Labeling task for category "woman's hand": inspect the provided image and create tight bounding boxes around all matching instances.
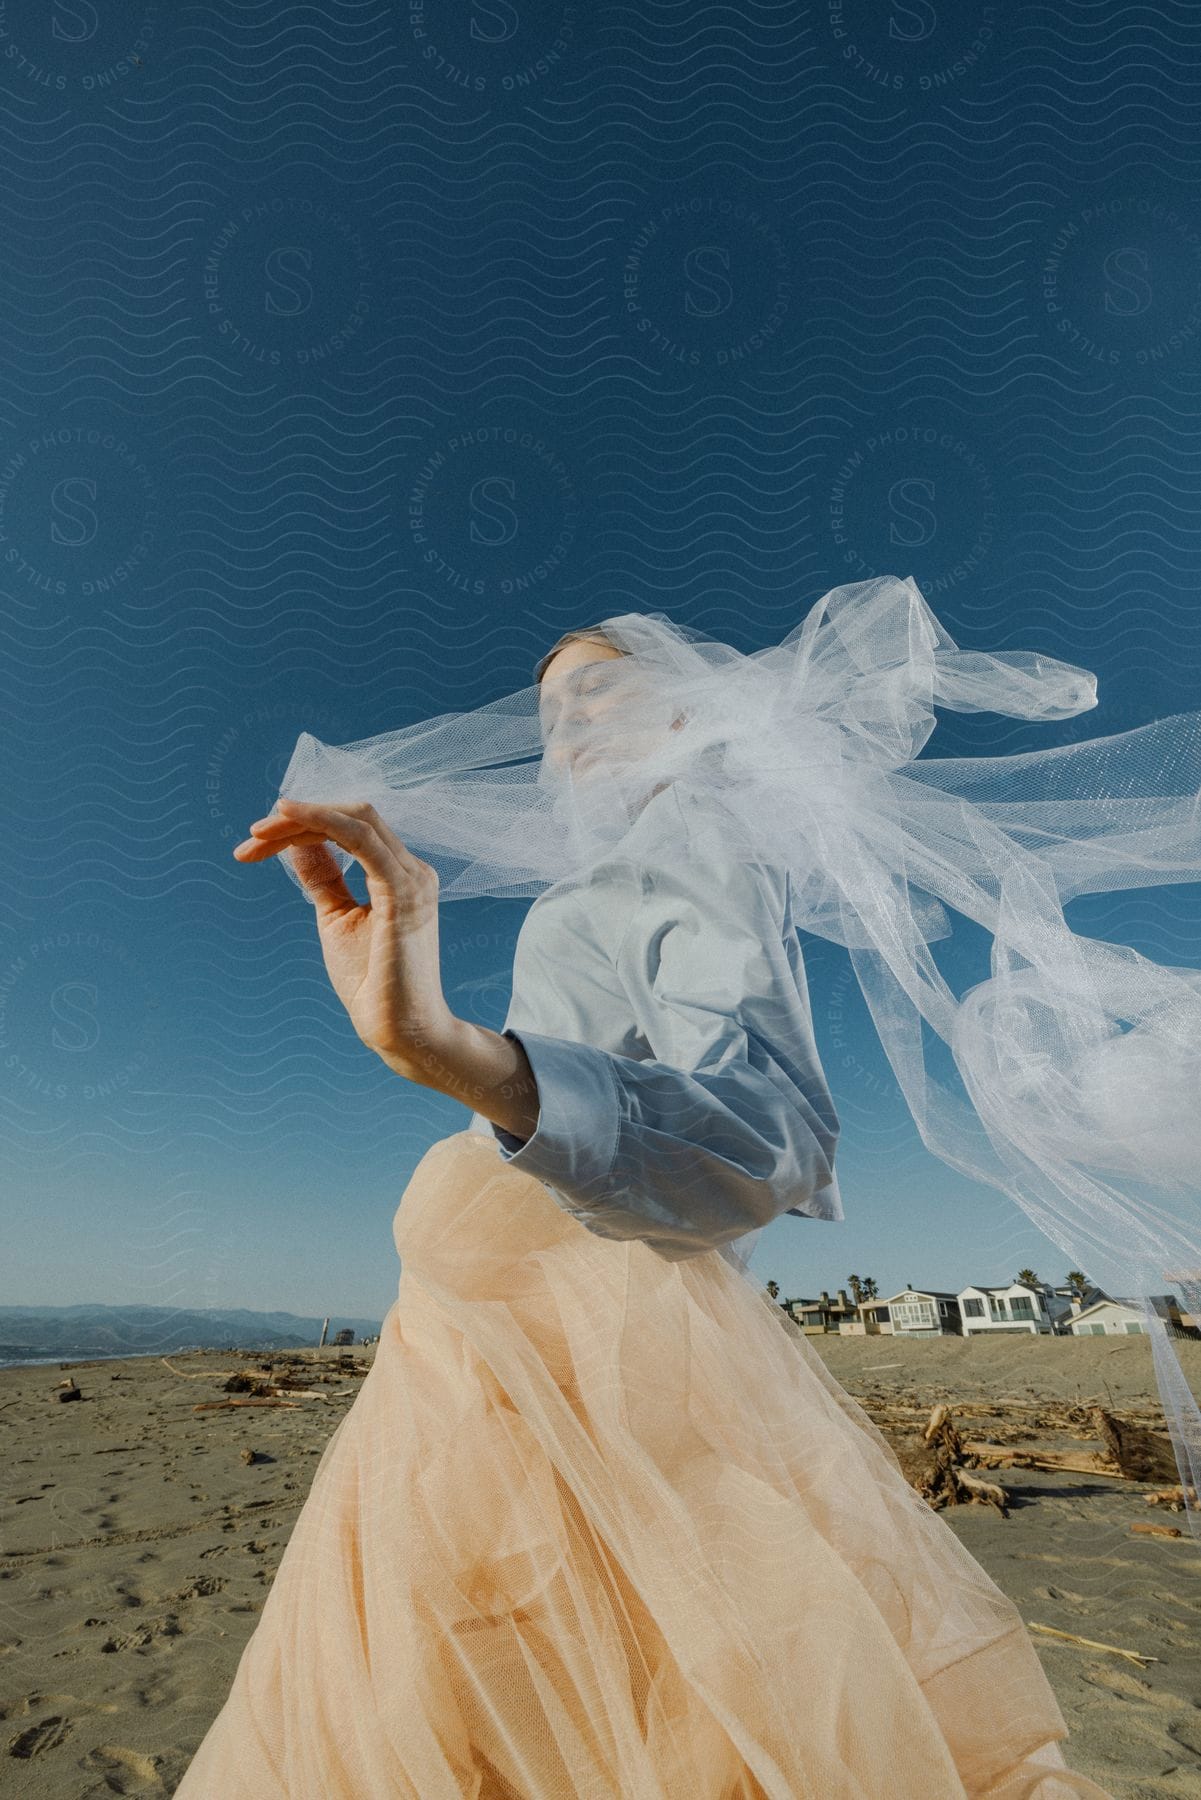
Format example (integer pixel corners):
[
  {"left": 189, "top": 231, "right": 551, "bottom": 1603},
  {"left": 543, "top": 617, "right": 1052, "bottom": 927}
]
[{"left": 232, "top": 798, "right": 455, "bottom": 1074}]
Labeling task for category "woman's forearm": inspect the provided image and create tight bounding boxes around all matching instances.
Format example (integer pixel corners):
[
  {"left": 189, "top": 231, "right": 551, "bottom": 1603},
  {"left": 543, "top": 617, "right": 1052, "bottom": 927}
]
[{"left": 377, "top": 1014, "right": 541, "bottom": 1142}]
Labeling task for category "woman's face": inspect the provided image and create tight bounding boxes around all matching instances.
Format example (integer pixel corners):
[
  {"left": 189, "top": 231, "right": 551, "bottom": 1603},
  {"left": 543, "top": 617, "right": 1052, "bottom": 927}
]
[{"left": 537, "top": 640, "right": 630, "bottom": 777}]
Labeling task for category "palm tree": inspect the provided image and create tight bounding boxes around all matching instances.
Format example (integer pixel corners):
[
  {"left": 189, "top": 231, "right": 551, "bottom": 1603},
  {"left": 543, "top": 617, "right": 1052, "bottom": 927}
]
[
  {"left": 1064, "top": 1270, "right": 1090, "bottom": 1299},
  {"left": 1016, "top": 1268, "right": 1040, "bottom": 1288},
  {"left": 765, "top": 1279, "right": 780, "bottom": 1302},
  {"left": 847, "top": 1275, "right": 880, "bottom": 1328}
]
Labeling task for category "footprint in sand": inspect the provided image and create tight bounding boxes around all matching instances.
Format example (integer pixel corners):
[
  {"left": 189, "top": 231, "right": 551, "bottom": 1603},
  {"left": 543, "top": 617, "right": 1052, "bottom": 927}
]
[
  {"left": 99, "top": 1615, "right": 183, "bottom": 1654},
  {"left": 82, "top": 1741, "right": 166, "bottom": 1793},
  {"left": 1082, "top": 1663, "right": 1182, "bottom": 1708},
  {"left": 169, "top": 1573, "right": 225, "bottom": 1600},
  {"left": 0, "top": 1688, "right": 83, "bottom": 1722},
  {"left": 1168, "top": 1711, "right": 1201, "bottom": 1757},
  {"left": 6, "top": 1711, "right": 74, "bottom": 1758}
]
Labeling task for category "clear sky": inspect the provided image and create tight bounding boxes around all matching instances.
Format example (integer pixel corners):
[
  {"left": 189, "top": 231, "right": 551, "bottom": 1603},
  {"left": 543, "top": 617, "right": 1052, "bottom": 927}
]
[{"left": 2, "top": 3, "right": 1199, "bottom": 1324}]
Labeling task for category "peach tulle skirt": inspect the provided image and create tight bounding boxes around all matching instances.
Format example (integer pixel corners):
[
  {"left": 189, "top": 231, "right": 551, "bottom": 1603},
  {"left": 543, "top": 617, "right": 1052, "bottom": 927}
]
[{"left": 175, "top": 1132, "right": 1113, "bottom": 1799}]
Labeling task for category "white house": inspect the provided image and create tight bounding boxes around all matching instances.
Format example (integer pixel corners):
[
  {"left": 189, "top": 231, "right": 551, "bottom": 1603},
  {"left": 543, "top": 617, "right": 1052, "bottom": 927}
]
[
  {"left": 1050, "top": 1289, "right": 1196, "bottom": 1338},
  {"left": 878, "top": 1287, "right": 963, "bottom": 1338},
  {"left": 1047, "top": 1283, "right": 1110, "bottom": 1333},
  {"left": 1067, "top": 1297, "right": 1150, "bottom": 1336},
  {"left": 958, "top": 1282, "right": 1060, "bottom": 1337}
]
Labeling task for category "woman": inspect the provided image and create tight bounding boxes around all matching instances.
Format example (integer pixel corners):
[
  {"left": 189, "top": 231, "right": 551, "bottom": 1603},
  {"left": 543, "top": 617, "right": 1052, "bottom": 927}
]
[{"left": 174, "top": 614, "right": 1115, "bottom": 1798}]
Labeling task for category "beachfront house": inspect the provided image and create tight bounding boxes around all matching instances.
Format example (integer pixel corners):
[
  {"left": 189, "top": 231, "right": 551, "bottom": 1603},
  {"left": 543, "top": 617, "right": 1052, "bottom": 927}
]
[
  {"left": 876, "top": 1287, "right": 963, "bottom": 1338},
  {"left": 1048, "top": 1283, "right": 1110, "bottom": 1332},
  {"left": 784, "top": 1282, "right": 1198, "bottom": 1342},
  {"left": 783, "top": 1289, "right": 860, "bottom": 1333},
  {"left": 958, "top": 1281, "right": 1061, "bottom": 1337},
  {"left": 1066, "top": 1294, "right": 1198, "bottom": 1338},
  {"left": 837, "top": 1298, "right": 894, "bottom": 1337},
  {"left": 1067, "top": 1298, "right": 1150, "bottom": 1336}
]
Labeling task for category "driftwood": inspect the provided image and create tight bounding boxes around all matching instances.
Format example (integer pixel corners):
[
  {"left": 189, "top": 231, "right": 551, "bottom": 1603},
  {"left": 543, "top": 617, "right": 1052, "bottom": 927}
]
[
  {"left": 882, "top": 1393, "right": 1183, "bottom": 1500},
  {"left": 266, "top": 1385, "right": 356, "bottom": 1401},
  {"left": 1145, "top": 1484, "right": 1200, "bottom": 1509},
  {"left": 887, "top": 1404, "right": 1009, "bottom": 1515},
  {"left": 191, "top": 1397, "right": 305, "bottom": 1412},
  {"left": 1025, "top": 1622, "right": 1159, "bottom": 1667},
  {"left": 881, "top": 1397, "right": 1187, "bottom": 1517},
  {"left": 161, "top": 1360, "right": 356, "bottom": 1404},
  {"left": 1092, "top": 1407, "right": 1180, "bottom": 1483},
  {"left": 1130, "top": 1520, "right": 1184, "bottom": 1539},
  {"left": 162, "top": 1353, "right": 369, "bottom": 1386},
  {"left": 948, "top": 1467, "right": 1008, "bottom": 1510},
  {"left": 220, "top": 1371, "right": 354, "bottom": 1402},
  {"left": 869, "top": 1400, "right": 1120, "bottom": 1457},
  {"left": 962, "top": 1441, "right": 1114, "bottom": 1476}
]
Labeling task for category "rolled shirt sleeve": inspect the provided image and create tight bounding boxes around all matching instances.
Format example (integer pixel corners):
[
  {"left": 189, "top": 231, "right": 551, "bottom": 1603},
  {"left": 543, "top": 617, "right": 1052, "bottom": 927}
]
[{"left": 490, "top": 843, "right": 842, "bottom": 1261}]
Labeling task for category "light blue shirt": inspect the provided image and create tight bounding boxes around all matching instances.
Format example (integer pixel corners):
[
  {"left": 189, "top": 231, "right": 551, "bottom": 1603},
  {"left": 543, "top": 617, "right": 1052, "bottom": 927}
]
[{"left": 467, "top": 781, "right": 842, "bottom": 1261}]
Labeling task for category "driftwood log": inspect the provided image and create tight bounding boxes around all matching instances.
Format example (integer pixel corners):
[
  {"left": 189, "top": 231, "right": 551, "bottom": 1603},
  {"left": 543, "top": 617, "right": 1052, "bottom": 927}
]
[
  {"left": 1145, "top": 1484, "right": 1200, "bottom": 1510},
  {"left": 887, "top": 1403, "right": 1009, "bottom": 1515},
  {"left": 961, "top": 1441, "right": 1112, "bottom": 1475},
  {"left": 881, "top": 1399, "right": 1186, "bottom": 1517},
  {"left": 1092, "top": 1407, "right": 1180, "bottom": 1484},
  {"left": 1025, "top": 1623, "right": 1159, "bottom": 1667},
  {"left": 962, "top": 1407, "right": 1179, "bottom": 1483},
  {"left": 192, "top": 1397, "right": 305, "bottom": 1412}
]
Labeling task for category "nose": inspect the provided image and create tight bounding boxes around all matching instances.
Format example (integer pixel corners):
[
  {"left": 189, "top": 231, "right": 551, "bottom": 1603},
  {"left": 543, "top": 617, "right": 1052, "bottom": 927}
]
[
  {"left": 545, "top": 704, "right": 591, "bottom": 752},
  {"left": 545, "top": 720, "right": 598, "bottom": 778}
]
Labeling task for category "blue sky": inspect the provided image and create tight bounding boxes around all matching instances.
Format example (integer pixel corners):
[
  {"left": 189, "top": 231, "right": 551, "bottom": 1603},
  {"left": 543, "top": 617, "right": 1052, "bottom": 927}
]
[{"left": 2, "top": 3, "right": 1199, "bottom": 1325}]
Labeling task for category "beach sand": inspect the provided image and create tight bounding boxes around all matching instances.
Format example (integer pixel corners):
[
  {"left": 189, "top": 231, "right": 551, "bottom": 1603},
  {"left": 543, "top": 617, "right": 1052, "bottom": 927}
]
[{"left": 1, "top": 1330, "right": 1198, "bottom": 1797}]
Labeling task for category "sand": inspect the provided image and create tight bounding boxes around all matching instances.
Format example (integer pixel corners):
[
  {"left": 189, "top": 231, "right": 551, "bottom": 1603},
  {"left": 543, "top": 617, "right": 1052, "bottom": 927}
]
[{"left": 1, "top": 1331, "right": 1198, "bottom": 1797}]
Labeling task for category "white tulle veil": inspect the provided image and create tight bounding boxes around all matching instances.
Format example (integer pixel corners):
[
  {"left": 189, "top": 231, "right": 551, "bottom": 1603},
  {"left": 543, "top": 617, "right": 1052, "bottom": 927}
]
[{"left": 275, "top": 575, "right": 1201, "bottom": 1537}]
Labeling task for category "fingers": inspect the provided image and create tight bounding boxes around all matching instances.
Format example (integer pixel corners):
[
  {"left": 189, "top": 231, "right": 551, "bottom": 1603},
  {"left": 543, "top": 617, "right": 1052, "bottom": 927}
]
[
  {"left": 281, "top": 840, "right": 360, "bottom": 915},
  {"left": 242, "top": 800, "right": 393, "bottom": 869},
  {"left": 244, "top": 799, "right": 417, "bottom": 861},
  {"left": 233, "top": 812, "right": 364, "bottom": 915},
  {"left": 232, "top": 826, "right": 331, "bottom": 861},
  {"left": 233, "top": 799, "right": 436, "bottom": 908}
]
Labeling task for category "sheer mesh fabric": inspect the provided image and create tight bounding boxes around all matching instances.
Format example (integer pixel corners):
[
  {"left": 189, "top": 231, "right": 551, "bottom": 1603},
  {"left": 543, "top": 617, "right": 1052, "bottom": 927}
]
[
  {"left": 176, "top": 1133, "right": 1112, "bottom": 1799},
  {"left": 274, "top": 575, "right": 1201, "bottom": 1529}
]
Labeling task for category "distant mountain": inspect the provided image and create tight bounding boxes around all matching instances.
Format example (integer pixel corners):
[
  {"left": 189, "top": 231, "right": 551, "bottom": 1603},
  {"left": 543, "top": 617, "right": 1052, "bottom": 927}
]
[{"left": 0, "top": 1303, "right": 384, "bottom": 1366}]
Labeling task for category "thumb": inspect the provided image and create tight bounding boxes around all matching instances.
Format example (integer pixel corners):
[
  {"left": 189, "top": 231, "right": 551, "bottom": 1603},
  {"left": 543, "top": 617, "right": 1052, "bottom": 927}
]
[{"left": 284, "top": 840, "right": 359, "bottom": 916}]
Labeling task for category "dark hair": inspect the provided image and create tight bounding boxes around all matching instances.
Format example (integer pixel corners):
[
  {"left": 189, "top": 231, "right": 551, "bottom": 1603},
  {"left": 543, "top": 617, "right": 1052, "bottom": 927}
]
[{"left": 533, "top": 624, "right": 628, "bottom": 684}]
